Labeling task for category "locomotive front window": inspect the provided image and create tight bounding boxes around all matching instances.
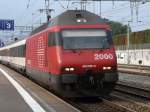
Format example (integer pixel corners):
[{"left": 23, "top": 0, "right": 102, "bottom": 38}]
[{"left": 62, "top": 29, "right": 110, "bottom": 49}]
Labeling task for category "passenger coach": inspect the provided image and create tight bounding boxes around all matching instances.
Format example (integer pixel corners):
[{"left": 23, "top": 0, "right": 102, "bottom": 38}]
[{"left": 0, "top": 39, "right": 26, "bottom": 72}]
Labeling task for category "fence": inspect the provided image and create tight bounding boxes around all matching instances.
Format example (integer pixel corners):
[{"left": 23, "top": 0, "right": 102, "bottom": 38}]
[{"left": 115, "top": 43, "right": 150, "bottom": 50}]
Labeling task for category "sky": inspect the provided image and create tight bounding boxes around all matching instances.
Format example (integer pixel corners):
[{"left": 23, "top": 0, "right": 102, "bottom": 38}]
[{"left": 0, "top": 0, "right": 150, "bottom": 43}]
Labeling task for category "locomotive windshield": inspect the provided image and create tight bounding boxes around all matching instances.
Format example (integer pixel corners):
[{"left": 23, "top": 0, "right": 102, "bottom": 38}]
[{"left": 62, "top": 29, "right": 110, "bottom": 49}]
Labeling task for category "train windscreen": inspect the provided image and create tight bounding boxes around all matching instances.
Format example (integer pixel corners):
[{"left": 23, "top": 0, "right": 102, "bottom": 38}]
[{"left": 62, "top": 29, "right": 110, "bottom": 49}]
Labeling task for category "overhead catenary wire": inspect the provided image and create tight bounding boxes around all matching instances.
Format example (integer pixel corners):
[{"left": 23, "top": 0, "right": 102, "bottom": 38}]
[
  {"left": 16, "top": 0, "right": 41, "bottom": 26},
  {"left": 58, "top": 0, "right": 66, "bottom": 10},
  {"left": 67, "top": 0, "right": 71, "bottom": 9},
  {"left": 89, "top": 1, "right": 150, "bottom": 31},
  {"left": 101, "top": 2, "right": 150, "bottom": 22},
  {"left": 27, "top": 0, "right": 31, "bottom": 9},
  {"left": 4, "top": 0, "right": 150, "bottom": 40},
  {"left": 106, "top": 2, "right": 150, "bottom": 22},
  {"left": 101, "top": 1, "right": 148, "bottom": 17},
  {"left": 99, "top": 0, "right": 102, "bottom": 17},
  {"left": 93, "top": 1, "right": 95, "bottom": 13}
]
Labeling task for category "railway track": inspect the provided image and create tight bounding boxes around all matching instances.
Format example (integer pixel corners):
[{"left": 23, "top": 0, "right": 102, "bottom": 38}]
[
  {"left": 66, "top": 92, "right": 150, "bottom": 112},
  {"left": 68, "top": 81, "right": 150, "bottom": 112},
  {"left": 108, "top": 94, "right": 150, "bottom": 112},
  {"left": 67, "top": 97, "right": 134, "bottom": 112},
  {"left": 118, "top": 64, "right": 150, "bottom": 76},
  {"left": 118, "top": 64, "right": 150, "bottom": 70},
  {"left": 115, "top": 81, "right": 150, "bottom": 99},
  {"left": 108, "top": 81, "right": 150, "bottom": 112}
]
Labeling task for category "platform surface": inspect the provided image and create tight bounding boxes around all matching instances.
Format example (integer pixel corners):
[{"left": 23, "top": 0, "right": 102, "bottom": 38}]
[
  {"left": 0, "top": 64, "right": 81, "bottom": 112},
  {"left": 0, "top": 71, "right": 33, "bottom": 112}
]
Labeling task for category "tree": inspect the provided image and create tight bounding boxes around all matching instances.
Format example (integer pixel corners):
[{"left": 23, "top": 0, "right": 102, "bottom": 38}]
[{"left": 109, "top": 21, "right": 129, "bottom": 36}]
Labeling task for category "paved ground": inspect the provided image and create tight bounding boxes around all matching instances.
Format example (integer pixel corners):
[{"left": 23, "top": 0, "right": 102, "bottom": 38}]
[
  {"left": 0, "top": 71, "right": 33, "bottom": 112},
  {"left": 0, "top": 64, "right": 81, "bottom": 112}
]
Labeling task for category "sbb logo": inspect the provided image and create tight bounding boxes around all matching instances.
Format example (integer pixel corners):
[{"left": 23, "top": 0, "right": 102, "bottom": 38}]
[{"left": 94, "top": 53, "right": 113, "bottom": 60}]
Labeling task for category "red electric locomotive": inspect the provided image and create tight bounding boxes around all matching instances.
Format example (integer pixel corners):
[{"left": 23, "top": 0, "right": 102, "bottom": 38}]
[
  {"left": 0, "top": 10, "right": 118, "bottom": 97},
  {"left": 25, "top": 10, "right": 118, "bottom": 97}
]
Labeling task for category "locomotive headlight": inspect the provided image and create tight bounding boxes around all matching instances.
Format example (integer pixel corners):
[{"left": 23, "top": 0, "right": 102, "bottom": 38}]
[
  {"left": 107, "top": 67, "right": 112, "bottom": 70},
  {"left": 65, "top": 68, "right": 70, "bottom": 71},
  {"left": 103, "top": 67, "right": 107, "bottom": 70},
  {"left": 77, "top": 19, "right": 81, "bottom": 23},
  {"left": 76, "top": 18, "right": 87, "bottom": 23},
  {"left": 64, "top": 67, "right": 75, "bottom": 71},
  {"left": 103, "top": 67, "right": 112, "bottom": 70},
  {"left": 70, "top": 68, "right": 75, "bottom": 71}
]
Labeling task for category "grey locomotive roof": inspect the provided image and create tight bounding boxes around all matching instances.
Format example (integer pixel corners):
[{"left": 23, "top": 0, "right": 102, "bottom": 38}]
[
  {"left": 30, "top": 23, "right": 49, "bottom": 35},
  {"left": 49, "top": 10, "right": 106, "bottom": 26},
  {"left": 30, "top": 10, "right": 106, "bottom": 35}
]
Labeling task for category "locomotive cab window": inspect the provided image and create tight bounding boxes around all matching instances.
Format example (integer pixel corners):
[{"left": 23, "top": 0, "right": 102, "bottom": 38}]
[{"left": 62, "top": 29, "right": 110, "bottom": 49}]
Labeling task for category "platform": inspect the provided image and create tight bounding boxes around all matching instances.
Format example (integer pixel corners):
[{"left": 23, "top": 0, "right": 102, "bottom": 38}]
[
  {"left": 0, "top": 69, "right": 33, "bottom": 112},
  {"left": 0, "top": 64, "right": 81, "bottom": 112}
]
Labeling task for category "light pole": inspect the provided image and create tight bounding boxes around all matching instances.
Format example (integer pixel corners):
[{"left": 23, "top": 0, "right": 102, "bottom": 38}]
[
  {"left": 32, "top": 13, "right": 34, "bottom": 31},
  {"left": 127, "top": 21, "right": 132, "bottom": 65}
]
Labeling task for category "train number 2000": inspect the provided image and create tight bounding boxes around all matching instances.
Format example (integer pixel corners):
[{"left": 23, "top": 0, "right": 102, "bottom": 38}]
[{"left": 94, "top": 54, "right": 113, "bottom": 60}]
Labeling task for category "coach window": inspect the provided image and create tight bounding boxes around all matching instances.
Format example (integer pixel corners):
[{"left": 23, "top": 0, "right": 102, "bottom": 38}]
[
  {"left": 23, "top": 45, "right": 26, "bottom": 57},
  {"left": 6, "top": 49, "right": 9, "bottom": 56},
  {"left": 15, "top": 47, "right": 18, "bottom": 57},
  {"left": 10, "top": 48, "right": 13, "bottom": 56},
  {"left": 20, "top": 45, "right": 26, "bottom": 57},
  {"left": 16, "top": 45, "right": 25, "bottom": 57},
  {"left": 48, "top": 32, "right": 62, "bottom": 46}
]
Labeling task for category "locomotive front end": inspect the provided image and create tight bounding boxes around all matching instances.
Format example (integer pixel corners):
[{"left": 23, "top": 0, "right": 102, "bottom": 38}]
[
  {"left": 47, "top": 10, "right": 118, "bottom": 97},
  {"left": 58, "top": 27, "right": 118, "bottom": 97}
]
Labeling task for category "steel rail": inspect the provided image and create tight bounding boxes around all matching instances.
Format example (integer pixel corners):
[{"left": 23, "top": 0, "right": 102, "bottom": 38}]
[{"left": 116, "top": 81, "right": 150, "bottom": 99}]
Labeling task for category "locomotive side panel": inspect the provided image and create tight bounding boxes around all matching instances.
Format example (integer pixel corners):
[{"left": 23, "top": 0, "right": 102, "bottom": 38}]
[{"left": 26, "top": 32, "right": 50, "bottom": 84}]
